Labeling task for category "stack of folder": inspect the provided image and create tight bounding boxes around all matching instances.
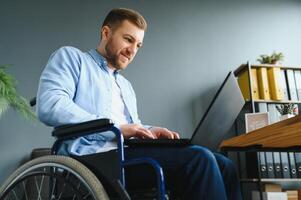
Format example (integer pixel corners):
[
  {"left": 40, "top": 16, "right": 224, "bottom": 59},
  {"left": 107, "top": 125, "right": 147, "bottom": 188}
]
[
  {"left": 257, "top": 67, "right": 271, "bottom": 100},
  {"left": 238, "top": 69, "right": 260, "bottom": 101},
  {"left": 267, "top": 68, "right": 284, "bottom": 101},
  {"left": 237, "top": 67, "right": 286, "bottom": 101}
]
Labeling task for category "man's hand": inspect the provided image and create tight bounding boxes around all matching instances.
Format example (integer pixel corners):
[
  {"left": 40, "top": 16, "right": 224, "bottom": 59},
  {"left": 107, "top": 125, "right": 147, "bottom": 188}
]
[
  {"left": 120, "top": 124, "right": 156, "bottom": 139},
  {"left": 149, "top": 127, "right": 180, "bottom": 139}
]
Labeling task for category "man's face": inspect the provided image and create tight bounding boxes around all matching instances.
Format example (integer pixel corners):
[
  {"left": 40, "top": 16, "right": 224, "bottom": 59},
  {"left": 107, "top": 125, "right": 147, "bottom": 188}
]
[{"left": 104, "top": 20, "right": 145, "bottom": 70}]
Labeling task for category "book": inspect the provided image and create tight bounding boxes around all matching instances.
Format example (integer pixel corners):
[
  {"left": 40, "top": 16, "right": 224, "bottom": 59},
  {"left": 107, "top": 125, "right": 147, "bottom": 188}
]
[
  {"left": 266, "top": 152, "right": 275, "bottom": 178},
  {"left": 238, "top": 69, "right": 260, "bottom": 100},
  {"left": 258, "top": 67, "right": 271, "bottom": 100},
  {"left": 293, "top": 70, "right": 301, "bottom": 101},
  {"left": 273, "top": 152, "right": 282, "bottom": 178},
  {"left": 267, "top": 104, "right": 280, "bottom": 124},
  {"left": 286, "top": 69, "right": 298, "bottom": 101},
  {"left": 255, "top": 102, "right": 268, "bottom": 113},
  {"left": 280, "top": 152, "right": 291, "bottom": 178},
  {"left": 289, "top": 152, "right": 297, "bottom": 178},
  {"left": 294, "top": 152, "right": 301, "bottom": 178},
  {"left": 279, "top": 69, "right": 289, "bottom": 101},
  {"left": 268, "top": 67, "right": 284, "bottom": 100}
]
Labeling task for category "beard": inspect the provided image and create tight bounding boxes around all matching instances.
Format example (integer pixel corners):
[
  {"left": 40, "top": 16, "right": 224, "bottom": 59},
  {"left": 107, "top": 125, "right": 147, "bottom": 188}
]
[{"left": 104, "top": 39, "right": 128, "bottom": 70}]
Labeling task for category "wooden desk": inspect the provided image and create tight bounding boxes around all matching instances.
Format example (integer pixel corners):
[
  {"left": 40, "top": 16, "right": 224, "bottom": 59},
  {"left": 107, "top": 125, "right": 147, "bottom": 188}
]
[{"left": 220, "top": 114, "right": 301, "bottom": 150}]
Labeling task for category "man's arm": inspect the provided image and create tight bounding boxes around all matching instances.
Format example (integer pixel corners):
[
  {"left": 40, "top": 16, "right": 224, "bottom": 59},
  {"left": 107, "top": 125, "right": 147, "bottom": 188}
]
[{"left": 37, "top": 47, "right": 101, "bottom": 127}]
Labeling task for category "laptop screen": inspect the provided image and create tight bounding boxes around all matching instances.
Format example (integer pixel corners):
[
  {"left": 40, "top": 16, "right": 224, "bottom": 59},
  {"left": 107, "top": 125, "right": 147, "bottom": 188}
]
[{"left": 191, "top": 71, "right": 245, "bottom": 151}]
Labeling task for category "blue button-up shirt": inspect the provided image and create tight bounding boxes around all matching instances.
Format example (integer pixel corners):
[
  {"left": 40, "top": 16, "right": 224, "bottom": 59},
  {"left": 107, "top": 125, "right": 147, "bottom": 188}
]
[{"left": 37, "top": 46, "right": 146, "bottom": 155}]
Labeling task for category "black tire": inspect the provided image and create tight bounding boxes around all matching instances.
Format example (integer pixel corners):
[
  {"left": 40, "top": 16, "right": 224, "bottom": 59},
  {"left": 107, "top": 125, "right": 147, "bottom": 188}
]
[{"left": 0, "top": 155, "right": 109, "bottom": 200}]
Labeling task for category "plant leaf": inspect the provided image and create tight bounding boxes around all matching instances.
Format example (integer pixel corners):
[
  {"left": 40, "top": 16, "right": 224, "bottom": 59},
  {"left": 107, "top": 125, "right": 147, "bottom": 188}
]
[
  {"left": 0, "top": 65, "right": 37, "bottom": 121},
  {"left": 0, "top": 97, "right": 9, "bottom": 117}
]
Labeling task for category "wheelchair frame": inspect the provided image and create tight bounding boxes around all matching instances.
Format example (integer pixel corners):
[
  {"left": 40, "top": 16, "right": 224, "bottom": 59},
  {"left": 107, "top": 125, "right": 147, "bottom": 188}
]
[{"left": 0, "top": 118, "right": 168, "bottom": 200}]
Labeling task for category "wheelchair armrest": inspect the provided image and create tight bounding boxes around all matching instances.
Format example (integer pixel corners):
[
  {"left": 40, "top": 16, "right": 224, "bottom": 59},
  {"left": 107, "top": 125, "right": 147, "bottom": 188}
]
[
  {"left": 52, "top": 118, "right": 114, "bottom": 140},
  {"left": 51, "top": 118, "right": 126, "bottom": 187}
]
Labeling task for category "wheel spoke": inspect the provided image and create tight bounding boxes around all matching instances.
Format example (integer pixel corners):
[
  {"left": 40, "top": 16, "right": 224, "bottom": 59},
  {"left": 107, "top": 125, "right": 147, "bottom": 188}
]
[
  {"left": 83, "top": 192, "right": 92, "bottom": 199},
  {"left": 50, "top": 176, "right": 57, "bottom": 200},
  {"left": 34, "top": 175, "right": 44, "bottom": 200},
  {"left": 0, "top": 156, "right": 106, "bottom": 200},
  {"left": 36, "top": 169, "right": 46, "bottom": 200},
  {"left": 22, "top": 181, "right": 29, "bottom": 200},
  {"left": 12, "top": 189, "right": 20, "bottom": 200}
]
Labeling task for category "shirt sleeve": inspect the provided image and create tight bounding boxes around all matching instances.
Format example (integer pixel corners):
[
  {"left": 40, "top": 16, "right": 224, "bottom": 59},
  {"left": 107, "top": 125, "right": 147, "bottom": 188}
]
[{"left": 37, "top": 47, "right": 99, "bottom": 127}]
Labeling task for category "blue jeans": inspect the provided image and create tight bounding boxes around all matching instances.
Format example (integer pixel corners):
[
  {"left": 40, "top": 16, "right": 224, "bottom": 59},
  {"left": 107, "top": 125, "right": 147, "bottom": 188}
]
[{"left": 125, "top": 145, "right": 242, "bottom": 200}]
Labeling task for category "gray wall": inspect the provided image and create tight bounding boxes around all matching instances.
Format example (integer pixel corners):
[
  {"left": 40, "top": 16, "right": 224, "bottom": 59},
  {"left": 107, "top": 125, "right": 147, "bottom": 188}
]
[{"left": 1, "top": 0, "right": 301, "bottom": 185}]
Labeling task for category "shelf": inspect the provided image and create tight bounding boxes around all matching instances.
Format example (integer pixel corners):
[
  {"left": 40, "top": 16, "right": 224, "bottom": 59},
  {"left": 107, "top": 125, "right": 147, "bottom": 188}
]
[
  {"left": 241, "top": 178, "right": 301, "bottom": 183},
  {"left": 250, "top": 64, "right": 301, "bottom": 70},
  {"left": 250, "top": 100, "right": 301, "bottom": 104},
  {"left": 241, "top": 178, "right": 301, "bottom": 189},
  {"left": 233, "top": 62, "right": 301, "bottom": 196},
  {"left": 234, "top": 63, "right": 301, "bottom": 76}
]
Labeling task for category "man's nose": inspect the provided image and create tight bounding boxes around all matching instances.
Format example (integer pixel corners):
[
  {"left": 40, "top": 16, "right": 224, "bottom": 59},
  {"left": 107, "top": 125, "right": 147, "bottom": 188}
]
[{"left": 127, "top": 44, "right": 138, "bottom": 55}]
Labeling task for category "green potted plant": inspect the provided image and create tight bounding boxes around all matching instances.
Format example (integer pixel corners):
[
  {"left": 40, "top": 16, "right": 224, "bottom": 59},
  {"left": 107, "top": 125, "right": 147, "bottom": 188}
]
[
  {"left": 0, "top": 64, "right": 36, "bottom": 120},
  {"left": 276, "top": 103, "right": 298, "bottom": 120},
  {"left": 257, "top": 51, "right": 284, "bottom": 64}
]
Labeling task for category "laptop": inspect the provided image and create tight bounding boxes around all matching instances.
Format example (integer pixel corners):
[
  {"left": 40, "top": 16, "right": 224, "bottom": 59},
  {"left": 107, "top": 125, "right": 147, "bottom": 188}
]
[{"left": 124, "top": 71, "right": 245, "bottom": 151}]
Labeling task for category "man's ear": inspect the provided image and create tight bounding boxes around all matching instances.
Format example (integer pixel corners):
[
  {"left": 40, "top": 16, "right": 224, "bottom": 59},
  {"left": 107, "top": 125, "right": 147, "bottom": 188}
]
[{"left": 101, "top": 26, "right": 111, "bottom": 41}]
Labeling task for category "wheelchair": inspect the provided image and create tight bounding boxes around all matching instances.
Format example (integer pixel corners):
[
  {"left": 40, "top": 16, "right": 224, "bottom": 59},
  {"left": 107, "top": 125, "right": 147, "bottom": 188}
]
[{"left": 0, "top": 99, "right": 169, "bottom": 200}]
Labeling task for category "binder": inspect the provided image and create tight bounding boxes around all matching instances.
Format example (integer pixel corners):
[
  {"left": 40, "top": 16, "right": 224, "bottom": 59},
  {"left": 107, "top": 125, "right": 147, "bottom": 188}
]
[
  {"left": 267, "top": 67, "right": 283, "bottom": 100},
  {"left": 286, "top": 69, "right": 298, "bottom": 101},
  {"left": 293, "top": 70, "right": 301, "bottom": 101},
  {"left": 237, "top": 69, "right": 260, "bottom": 101},
  {"left": 279, "top": 69, "right": 289, "bottom": 101},
  {"left": 294, "top": 152, "right": 301, "bottom": 178},
  {"left": 273, "top": 152, "right": 282, "bottom": 178},
  {"left": 257, "top": 67, "right": 271, "bottom": 100},
  {"left": 255, "top": 102, "right": 268, "bottom": 113},
  {"left": 259, "top": 152, "right": 268, "bottom": 178},
  {"left": 280, "top": 152, "right": 291, "bottom": 178},
  {"left": 289, "top": 152, "right": 297, "bottom": 178},
  {"left": 266, "top": 152, "right": 275, "bottom": 178},
  {"left": 267, "top": 104, "right": 280, "bottom": 124},
  {"left": 274, "top": 104, "right": 282, "bottom": 121}
]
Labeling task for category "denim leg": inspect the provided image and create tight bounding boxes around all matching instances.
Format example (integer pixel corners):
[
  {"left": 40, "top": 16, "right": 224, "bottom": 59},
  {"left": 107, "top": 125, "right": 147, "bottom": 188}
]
[
  {"left": 182, "top": 145, "right": 228, "bottom": 200},
  {"left": 214, "top": 153, "right": 243, "bottom": 200},
  {"left": 125, "top": 145, "right": 229, "bottom": 200}
]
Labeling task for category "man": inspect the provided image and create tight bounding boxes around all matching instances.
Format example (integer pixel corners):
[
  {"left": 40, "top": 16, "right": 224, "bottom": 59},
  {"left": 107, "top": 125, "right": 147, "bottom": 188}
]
[{"left": 37, "top": 8, "right": 242, "bottom": 200}]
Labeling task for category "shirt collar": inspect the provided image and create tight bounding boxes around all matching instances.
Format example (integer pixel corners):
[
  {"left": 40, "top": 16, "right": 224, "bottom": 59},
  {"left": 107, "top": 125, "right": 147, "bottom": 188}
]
[
  {"left": 88, "top": 49, "right": 120, "bottom": 75},
  {"left": 88, "top": 49, "right": 110, "bottom": 72}
]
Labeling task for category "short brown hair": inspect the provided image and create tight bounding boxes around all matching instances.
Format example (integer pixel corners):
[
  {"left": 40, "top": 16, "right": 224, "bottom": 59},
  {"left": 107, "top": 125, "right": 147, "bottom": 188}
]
[{"left": 102, "top": 8, "right": 147, "bottom": 31}]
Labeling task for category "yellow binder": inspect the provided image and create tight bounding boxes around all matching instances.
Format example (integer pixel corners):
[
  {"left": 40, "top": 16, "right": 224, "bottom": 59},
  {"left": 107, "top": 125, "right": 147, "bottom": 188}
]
[
  {"left": 267, "top": 67, "right": 284, "bottom": 100},
  {"left": 237, "top": 68, "right": 259, "bottom": 100},
  {"left": 257, "top": 67, "right": 271, "bottom": 100}
]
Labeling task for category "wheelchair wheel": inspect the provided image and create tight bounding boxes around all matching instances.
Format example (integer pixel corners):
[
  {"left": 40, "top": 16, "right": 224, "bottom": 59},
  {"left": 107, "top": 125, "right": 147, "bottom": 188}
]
[{"left": 0, "top": 155, "right": 109, "bottom": 200}]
